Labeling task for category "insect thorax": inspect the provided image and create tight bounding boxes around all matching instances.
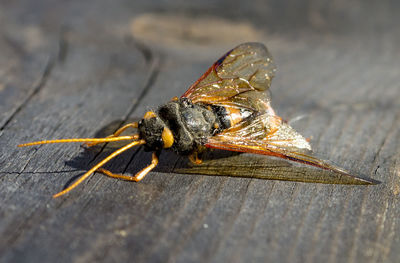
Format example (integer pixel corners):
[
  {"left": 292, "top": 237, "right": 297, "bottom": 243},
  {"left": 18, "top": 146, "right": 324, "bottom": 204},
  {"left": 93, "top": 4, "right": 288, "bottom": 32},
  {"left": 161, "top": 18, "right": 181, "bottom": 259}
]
[{"left": 138, "top": 98, "right": 218, "bottom": 155}]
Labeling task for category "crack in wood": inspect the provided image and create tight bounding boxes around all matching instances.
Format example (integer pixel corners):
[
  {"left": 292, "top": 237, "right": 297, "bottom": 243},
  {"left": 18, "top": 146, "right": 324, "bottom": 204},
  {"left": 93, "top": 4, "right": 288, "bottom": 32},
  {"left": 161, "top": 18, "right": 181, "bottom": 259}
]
[
  {"left": 57, "top": 26, "right": 69, "bottom": 63},
  {"left": 0, "top": 170, "right": 80, "bottom": 175},
  {"left": 88, "top": 51, "right": 162, "bottom": 166},
  {"left": 2, "top": 34, "right": 29, "bottom": 58},
  {"left": 0, "top": 56, "right": 55, "bottom": 131}
]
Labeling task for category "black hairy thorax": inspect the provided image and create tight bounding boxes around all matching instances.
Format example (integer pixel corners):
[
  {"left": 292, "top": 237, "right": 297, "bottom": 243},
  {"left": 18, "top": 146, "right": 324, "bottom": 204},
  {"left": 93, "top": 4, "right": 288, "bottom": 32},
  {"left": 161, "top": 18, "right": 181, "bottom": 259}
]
[{"left": 138, "top": 98, "right": 240, "bottom": 154}]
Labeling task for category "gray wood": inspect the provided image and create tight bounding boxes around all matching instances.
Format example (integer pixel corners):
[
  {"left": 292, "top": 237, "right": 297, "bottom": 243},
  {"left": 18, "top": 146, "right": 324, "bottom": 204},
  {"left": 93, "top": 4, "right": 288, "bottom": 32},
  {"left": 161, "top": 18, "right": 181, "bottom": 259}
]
[{"left": 0, "top": 1, "right": 399, "bottom": 262}]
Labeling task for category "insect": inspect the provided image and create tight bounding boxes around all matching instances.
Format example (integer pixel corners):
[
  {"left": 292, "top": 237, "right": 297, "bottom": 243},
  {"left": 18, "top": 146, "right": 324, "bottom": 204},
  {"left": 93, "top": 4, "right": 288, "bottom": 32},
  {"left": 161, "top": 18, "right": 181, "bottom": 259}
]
[{"left": 19, "top": 42, "right": 377, "bottom": 198}]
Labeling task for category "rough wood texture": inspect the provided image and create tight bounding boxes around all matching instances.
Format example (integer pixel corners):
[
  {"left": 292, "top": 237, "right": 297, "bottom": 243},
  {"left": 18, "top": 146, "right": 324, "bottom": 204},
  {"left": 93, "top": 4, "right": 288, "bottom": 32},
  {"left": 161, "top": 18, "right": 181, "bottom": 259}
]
[{"left": 0, "top": 1, "right": 399, "bottom": 262}]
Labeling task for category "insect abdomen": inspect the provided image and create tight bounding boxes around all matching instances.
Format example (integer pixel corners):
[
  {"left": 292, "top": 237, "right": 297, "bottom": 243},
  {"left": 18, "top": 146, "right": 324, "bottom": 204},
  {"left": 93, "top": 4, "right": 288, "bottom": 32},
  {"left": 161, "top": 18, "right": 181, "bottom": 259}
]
[{"left": 212, "top": 105, "right": 253, "bottom": 130}]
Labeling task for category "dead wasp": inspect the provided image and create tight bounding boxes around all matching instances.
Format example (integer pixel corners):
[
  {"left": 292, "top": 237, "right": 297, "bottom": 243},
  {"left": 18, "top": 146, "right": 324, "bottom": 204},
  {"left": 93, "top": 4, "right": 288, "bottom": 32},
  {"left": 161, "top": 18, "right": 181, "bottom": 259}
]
[{"left": 19, "top": 42, "right": 377, "bottom": 197}]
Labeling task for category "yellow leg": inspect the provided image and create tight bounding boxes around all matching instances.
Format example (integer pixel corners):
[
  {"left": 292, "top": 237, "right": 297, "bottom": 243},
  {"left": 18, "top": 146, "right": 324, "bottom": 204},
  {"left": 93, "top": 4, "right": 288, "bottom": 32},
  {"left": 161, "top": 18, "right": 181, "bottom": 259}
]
[
  {"left": 97, "top": 152, "right": 159, "bottom": 182},
  {"left": 188, "top": 152, "right": 203, "bottom": 165},
  {"left": 52, "top": 139, "right": 146, "bottom": 198},
  {"left": 84, "top": 122, "right": 138, "bottom": 147}
]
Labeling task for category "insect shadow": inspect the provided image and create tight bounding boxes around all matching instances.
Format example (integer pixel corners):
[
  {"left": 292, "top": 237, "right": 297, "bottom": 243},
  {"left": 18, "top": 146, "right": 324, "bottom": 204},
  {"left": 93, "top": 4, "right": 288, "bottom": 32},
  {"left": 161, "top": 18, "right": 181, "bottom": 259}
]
[
  {"left": 62, "top": 118, "right": 376, "bottom": 187},
  {"left": 61, "top": 118, "right": 237, "bottom": 189},
  {"left": 63, "top": 118, "right": 236, "bottom": 179},
  {"left": 63, "top": 119, "right": 141, "bottom": 188}
]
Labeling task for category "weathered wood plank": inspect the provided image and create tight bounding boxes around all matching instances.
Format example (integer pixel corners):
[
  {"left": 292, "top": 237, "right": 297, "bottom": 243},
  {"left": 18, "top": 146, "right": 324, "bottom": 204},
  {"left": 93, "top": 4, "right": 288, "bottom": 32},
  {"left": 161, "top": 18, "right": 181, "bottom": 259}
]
[{"left": 0, "top": 0, "right": 399, "bottom": 263}]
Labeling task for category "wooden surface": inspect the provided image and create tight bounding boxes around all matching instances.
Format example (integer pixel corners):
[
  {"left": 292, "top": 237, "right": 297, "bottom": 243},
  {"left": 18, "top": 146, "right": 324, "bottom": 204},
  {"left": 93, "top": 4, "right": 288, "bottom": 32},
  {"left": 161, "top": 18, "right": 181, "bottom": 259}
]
[{"left": 0, "top": 1, "right": 399, "bottom": 262}]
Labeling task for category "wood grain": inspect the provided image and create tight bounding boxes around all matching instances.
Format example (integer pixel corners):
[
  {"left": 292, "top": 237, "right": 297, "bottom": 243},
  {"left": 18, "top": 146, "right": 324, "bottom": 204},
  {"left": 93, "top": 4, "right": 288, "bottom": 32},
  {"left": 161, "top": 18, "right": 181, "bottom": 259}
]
[{"left": 0, "top": 1, "right": 399, "bottom": 262}]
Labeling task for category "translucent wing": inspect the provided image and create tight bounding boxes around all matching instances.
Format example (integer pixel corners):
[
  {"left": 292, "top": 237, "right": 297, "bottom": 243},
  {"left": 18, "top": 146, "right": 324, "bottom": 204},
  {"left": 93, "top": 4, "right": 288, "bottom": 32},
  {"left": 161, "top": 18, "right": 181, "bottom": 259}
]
[
  {"left": 205, "top": 113, "right": 377, "bottom": 184},
  {"left": 181, "top": 42, "right": 276, "bottom": 112},
  {"left": 207, "top": 113, "right": 312, "bottom": 152}
]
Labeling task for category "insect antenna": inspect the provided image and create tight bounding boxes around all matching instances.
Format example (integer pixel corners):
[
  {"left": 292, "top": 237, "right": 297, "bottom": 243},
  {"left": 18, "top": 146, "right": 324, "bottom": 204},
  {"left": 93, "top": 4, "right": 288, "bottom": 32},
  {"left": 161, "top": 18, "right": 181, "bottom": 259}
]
[
  {"left": 18, "top": 134, "right": 146, "bottom": 198},
  {"left": 17, "top": 134, "right": 140, "bottom": 147}
]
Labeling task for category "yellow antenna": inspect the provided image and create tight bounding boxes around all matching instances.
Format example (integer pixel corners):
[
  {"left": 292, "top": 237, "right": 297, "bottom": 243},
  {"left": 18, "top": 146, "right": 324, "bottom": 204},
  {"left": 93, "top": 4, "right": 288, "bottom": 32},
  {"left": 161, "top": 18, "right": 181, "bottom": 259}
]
[
  {"left": 18, "top": 124, "right": 145, "bottom": 197},
  {"left": 18, "top": 135, "right": 139, "bottom": 147}
]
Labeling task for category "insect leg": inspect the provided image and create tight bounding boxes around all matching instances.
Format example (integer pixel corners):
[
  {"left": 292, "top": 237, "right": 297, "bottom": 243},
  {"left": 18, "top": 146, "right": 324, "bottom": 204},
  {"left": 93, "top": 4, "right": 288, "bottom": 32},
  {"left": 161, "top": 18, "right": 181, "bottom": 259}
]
[
  {"left": 84, "top": 122, "right": 139, "bottom": 147},
  {"left": 52, "top": 139, "right": 145, "bottom": 198},
  {"left": 97, "top": 152, "right": 159, "bottom": 182},
  {"left": 188, "top": 151, "right": 203, "bottom": 165}
]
